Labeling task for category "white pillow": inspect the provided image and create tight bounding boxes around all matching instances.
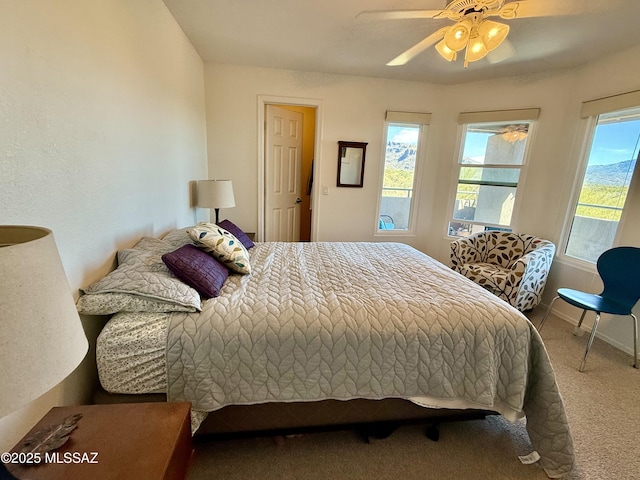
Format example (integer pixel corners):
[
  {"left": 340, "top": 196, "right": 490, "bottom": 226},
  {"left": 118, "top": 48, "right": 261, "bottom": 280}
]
[
  {"left": 188, "top": 223, "right": 251, "bottom": 274},
  {"left": 160, "top": 228, "right": 195, "bottom": 248}
]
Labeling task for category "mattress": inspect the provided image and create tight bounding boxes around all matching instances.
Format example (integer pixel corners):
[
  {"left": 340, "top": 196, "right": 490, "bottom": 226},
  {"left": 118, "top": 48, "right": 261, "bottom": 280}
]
[
  {"left": 97, "top": 311, "right": 507, "bottom": 413},
  {"left": 96, "top": 312, "right": 167, "bottom": 394}
]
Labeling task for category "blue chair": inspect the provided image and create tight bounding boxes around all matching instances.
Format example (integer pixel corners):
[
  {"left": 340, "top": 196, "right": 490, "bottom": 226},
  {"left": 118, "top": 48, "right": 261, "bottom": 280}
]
[
  {"left": 379, "top": 215, "right": 394, "bottom": 230},
  {"left": 538, "top": 246, "right": 640, "bottom": 372}
]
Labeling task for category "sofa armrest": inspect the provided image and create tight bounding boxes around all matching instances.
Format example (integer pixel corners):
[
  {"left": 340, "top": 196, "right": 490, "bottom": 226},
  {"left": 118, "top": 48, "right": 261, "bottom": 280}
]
[
  {"left": 513, "top": 242, "right": 555, "bottom": 272},
  {"left": 510, "top": 242, "right": 556, "bottom": 310}
]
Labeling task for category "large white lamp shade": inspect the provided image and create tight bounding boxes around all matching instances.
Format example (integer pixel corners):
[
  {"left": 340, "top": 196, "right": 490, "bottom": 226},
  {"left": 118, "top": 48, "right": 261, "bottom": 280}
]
[{"left": 0, "top": 226, "right": 88, "bottom": 419}]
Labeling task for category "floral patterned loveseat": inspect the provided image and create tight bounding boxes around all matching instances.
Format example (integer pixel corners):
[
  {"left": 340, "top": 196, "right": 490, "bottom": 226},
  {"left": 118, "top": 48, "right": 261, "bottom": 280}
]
[{"left": 450, "top": 231, "right": 555, "bottom": 312}]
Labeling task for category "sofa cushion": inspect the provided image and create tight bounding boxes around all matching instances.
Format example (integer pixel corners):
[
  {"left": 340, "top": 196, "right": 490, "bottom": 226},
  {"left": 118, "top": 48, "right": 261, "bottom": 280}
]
[{"left": 458, "top": 262, "right": 511, "bottom": 292}]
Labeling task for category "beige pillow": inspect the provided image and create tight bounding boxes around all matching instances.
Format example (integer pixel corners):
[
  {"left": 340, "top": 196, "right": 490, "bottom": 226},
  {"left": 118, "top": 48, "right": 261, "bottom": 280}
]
[{"left": 188, "top": 223, "right": 251, "bottom": 274}]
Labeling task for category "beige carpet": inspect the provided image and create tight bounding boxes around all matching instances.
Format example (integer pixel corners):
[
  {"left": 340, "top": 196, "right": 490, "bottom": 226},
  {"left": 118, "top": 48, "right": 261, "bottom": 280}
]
[{"left": 187, "top": 308, "right": 640, "bottom": 479}]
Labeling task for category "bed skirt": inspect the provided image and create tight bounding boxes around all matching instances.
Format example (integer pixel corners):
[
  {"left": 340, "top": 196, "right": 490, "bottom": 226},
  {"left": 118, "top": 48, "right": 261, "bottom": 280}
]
[{"left": 92, "top": 388, "right": 493, "bottom": 438}]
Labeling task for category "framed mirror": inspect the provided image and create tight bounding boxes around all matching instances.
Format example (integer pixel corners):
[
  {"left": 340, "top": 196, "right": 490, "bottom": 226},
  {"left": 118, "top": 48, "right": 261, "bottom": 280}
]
[{"left": 337, "top": 141, "right": 367, "bottom": 187}]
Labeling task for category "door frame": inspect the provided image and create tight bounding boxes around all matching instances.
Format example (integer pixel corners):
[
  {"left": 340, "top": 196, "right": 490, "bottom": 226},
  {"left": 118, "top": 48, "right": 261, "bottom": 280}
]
[{"left": 257, "top": 95, "right": 323, "bottom": 242}]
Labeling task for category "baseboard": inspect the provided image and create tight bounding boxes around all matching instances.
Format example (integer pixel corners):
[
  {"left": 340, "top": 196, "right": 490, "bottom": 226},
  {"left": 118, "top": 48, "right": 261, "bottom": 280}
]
[{"left": 546, "top": 306, "right": 634, "bottom": 356}]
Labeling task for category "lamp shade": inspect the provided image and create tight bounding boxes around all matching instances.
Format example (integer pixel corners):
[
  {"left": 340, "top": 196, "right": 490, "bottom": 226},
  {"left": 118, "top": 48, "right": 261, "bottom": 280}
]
[
  {"left": 0, "top": 226, "right": 88, "bottom": 419},
  {"left": 465, "top": 35, "right": 489, "bottom": 67},
  {"left": 197, "top": 180, "right": 236, "bottom": 209},
  {"left": 444, "top": 20, "right": 472, "bottom": 52},
  {"left": 478, "top": 20, "right": 509, "bottom": 52},
  {"left": 435, "top": 39, "right": 457, "bottom": 62}
]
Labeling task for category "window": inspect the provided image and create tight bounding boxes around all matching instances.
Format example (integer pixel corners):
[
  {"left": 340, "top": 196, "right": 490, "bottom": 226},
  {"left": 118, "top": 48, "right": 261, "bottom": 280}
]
[
  {"left": 564, "top": 106, "right": 640, "bottom": 263},
  {"left": 377, "top": 111, "right": 430, "bottom": 233},
  {"left": 448, "top": 109, "right": 538, "bottom": 237}
]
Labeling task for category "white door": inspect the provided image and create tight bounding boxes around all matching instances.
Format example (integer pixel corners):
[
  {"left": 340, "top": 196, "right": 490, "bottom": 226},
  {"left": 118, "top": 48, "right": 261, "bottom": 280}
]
[{"left": 265, "top": 105, "right": 303, "bottom": 242}]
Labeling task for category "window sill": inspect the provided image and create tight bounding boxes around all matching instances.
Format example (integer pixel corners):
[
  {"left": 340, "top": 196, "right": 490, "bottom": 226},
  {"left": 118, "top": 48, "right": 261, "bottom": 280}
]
[
  {"left": 553, "top": 253, "right": 597, "bottom": 274},
  {"left": 374, "top": 230, "right": 416, "bottom": 237}
]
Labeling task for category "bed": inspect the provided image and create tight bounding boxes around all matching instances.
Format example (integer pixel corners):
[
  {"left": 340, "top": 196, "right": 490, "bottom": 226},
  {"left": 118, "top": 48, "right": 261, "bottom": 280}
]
[{"left": 78, "top": 224, "right": 574, "bottom": 478}]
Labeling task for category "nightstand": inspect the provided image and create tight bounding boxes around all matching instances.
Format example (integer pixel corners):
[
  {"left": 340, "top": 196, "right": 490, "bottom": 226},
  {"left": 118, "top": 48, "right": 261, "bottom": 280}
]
[{"left": 7, "top": 402, "right": 192, "bottom": 480}]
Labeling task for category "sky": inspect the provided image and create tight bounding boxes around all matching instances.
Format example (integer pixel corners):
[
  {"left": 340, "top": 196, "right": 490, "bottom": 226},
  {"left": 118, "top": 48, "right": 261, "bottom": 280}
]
[
  {"left": 388, "top": 125, "right": 419, "bottom": 145},
  {"left": 590, "top": 119, "right": 640, "bottom": 165},
  {"left": 462, "top": 132, "right": 490, "bottom": 160},
  {"left": 389, "top": 119, "right": 640, "bottom": 166},
  {"left": 461, "top": 120, "right": 640, "bottom": 166}
]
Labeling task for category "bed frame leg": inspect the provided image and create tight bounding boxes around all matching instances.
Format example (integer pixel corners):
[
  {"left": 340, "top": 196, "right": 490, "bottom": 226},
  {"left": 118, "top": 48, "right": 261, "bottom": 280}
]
[
  {"left": 360, "top": 423, "right": 398, "bottom": 443},
  {"left": 425, "top": 424, "right": 440, "bottom": 442}
]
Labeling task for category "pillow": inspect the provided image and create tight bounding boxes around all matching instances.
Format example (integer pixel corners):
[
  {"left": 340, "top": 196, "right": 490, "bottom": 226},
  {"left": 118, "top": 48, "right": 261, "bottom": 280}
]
[
  {"left": 76, "top": 292, "right": 198, "bottom": 315},
  {"left": 162, "top": 244, "right": 229, "bottom": 298},
  {"left": 160, "top": 228, "right": 195, "bottom": 249},
  {"left": 217, "top": 219, "right": 255, "bottom": 249},
  {"left": 82, "top": 241, "right": 201, "bottom": 310},
  {"left": 129, "top": 236, "right": 176, "bottom": 256},
  {"left": 188, "top": 223, "right": 251, "bottom": 274}
]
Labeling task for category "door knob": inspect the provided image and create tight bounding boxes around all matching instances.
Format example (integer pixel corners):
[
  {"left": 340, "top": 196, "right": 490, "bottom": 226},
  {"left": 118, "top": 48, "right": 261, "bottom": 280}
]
[{"left": 295, "top": 197, "right": 302, "bottom": 204}]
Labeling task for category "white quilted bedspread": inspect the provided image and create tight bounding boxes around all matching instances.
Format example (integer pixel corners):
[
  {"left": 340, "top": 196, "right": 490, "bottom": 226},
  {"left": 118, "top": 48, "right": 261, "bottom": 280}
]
[{"left": 166, "top": 242, "right": 574, "bottom": 477}]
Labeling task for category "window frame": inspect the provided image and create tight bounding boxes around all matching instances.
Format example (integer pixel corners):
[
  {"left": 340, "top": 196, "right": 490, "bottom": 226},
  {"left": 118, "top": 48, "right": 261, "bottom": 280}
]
[
  {"left": 375, "top": 116, "right": 428, "bottom": 236},
  {"left": 446, "top": 114, "right": 538, "bottom": 238},
  {"left": 558, "top": 108, "right": 640, "bottom": 267}
]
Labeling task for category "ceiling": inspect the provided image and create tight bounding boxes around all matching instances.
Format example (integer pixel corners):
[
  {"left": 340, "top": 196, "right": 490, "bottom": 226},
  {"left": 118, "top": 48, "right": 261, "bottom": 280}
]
[{"left": 162, "top": 0, "right": 640, "bottom": 85}]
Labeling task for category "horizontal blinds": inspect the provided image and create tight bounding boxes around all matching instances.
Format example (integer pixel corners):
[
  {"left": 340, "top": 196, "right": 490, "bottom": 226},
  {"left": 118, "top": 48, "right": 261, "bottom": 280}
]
[
  {"left": 386, "top": 111, "right": 432, "bottom": 124},
  {"left": 457, "top": 108, "right": 540, "bottom": 124},
  {"left": 580, "top": 90, "right": 640, "bottom": 118}
]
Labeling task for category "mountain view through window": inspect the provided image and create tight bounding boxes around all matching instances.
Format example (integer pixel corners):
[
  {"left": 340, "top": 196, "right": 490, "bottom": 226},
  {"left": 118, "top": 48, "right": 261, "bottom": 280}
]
[
  {"left": 565, "top": 107, "right": 640, "bottom": 262},
  {"left": 378, "top": 124, "right": 420, "bottom": 231}
]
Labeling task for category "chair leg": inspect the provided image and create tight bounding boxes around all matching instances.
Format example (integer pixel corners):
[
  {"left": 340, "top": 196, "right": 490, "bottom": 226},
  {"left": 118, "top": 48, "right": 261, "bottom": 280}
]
[
  {"left": 537, "top": 296, "right": 559, "bottom": 332},
  {"left": 632, "top": 313, "right": 638, "bottom": 369},
  {"left": 576, "top": 310, "right": 588, "bottom": 329},
  {"left": 579, "top": 313, "right": 601, "bottom": 372},
  {"left": 573, "top": 310, "right": 588, "bottom": 336}
]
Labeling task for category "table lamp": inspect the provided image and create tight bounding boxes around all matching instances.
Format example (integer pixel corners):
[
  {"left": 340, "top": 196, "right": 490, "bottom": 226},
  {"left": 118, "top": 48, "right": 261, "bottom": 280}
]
[
  {"left": 1, "top": 226, "right": 89, "bottom": 478},
  {"left": 197, "top": 180, "right": 236, "bottom": 224}
]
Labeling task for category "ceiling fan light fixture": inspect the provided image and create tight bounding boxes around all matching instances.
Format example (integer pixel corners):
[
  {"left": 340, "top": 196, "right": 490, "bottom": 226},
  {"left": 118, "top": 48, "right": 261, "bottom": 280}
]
[
  {"left": 444, "top": 20, "right": 472, "bottom": 51},
  {"left": 435, "top": 39, "right": 457, "bottom": 61},
  {"left": 374, "top": 1, "right": 518, "bottom": 69},
  {"left": 501, "top": 124, "right": 528, "bottom": 142},
  {"left": 464, "top": 35, "right": 488, "bottom": 67},
  {"left": 478, "top": 19, "right": 509, "bottom": 51},
  {"left": 502, "top": 130, "right": 527, "bottom": 142}
]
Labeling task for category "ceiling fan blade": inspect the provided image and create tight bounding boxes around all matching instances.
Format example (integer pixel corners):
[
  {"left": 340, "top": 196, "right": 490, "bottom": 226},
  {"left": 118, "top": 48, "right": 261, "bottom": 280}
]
[
  {"left": 386, "top": 27, "right": 448, "bottom": 66},
  {"left": 486, "top": 39, "right": 516, "bottom": 64},
  {"left": 506, "top": 0, "right": 614, "bottom": 19},
  {"left": 357, "top": 9, "right": 447, "bottom": 20}
]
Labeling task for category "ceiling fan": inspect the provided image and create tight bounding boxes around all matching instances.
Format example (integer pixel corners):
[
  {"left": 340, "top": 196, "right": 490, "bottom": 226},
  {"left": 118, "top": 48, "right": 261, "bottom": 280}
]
[{"left": 357, "top": 0, "right": 586, "bottom": 68}]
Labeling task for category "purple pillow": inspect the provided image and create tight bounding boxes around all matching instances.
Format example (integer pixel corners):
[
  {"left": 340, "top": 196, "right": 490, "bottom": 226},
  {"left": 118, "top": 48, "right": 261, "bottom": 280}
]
[
  {"left": 218, "top": 219, "right": 255, "bottom": 249},
  {"left": 162, "top": 244, "right": 229, "bottom": 298}
]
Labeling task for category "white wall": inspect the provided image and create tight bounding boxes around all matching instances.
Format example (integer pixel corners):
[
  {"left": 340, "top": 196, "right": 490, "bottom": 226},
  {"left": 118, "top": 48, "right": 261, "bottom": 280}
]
[
  {"left": 0, "top": 0, "right": 207, "bottom": 451},
  {"left": 204, "top": 45, "right": 640, "bottom": 357},
  {"left": 540, "top": 46, "right": 640, "bottom": 353},
  {"left": 204, "top": 64, "right": 447, "bottom": 248}
]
